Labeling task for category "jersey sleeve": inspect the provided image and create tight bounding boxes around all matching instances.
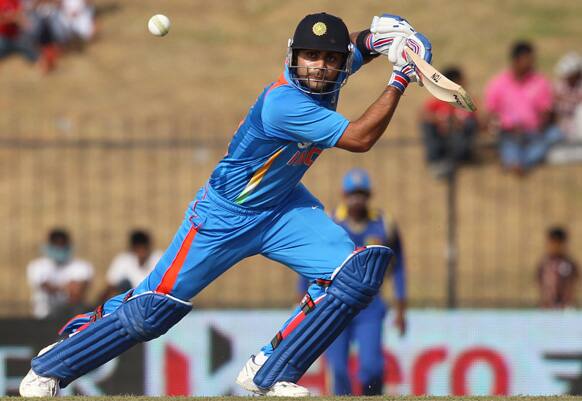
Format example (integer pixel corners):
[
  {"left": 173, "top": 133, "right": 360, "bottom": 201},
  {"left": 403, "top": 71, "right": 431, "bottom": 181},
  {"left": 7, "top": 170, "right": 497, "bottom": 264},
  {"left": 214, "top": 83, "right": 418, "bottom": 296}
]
[
  {"left": 262, "top": 87, "right": 349, "bottom": 148},
  {"left": 350, "top": 46, "right": 365, "bottom": 75}
]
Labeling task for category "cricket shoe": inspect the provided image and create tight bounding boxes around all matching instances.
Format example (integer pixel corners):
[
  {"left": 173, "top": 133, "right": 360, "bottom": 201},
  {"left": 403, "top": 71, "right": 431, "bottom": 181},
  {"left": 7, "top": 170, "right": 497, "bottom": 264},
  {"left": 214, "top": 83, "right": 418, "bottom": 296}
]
[
  {"left": 235, "top": 354, "right": 310, "bottom": 397},
  {"left": 19, "top": 342, "right": 60, "bottom": 397},
  {"left": 264, "top": 381, "right": 311, "bottom": 397},
  {"left": 235, "top": 354, "right": 264, "bottom": 394}
]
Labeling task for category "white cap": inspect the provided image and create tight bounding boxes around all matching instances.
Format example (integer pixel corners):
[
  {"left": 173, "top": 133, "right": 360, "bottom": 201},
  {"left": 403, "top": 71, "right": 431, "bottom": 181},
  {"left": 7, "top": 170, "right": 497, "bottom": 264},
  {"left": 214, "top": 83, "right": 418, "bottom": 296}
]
[{"left": 555, "top": 52, "right": 582, "bottom": 78}]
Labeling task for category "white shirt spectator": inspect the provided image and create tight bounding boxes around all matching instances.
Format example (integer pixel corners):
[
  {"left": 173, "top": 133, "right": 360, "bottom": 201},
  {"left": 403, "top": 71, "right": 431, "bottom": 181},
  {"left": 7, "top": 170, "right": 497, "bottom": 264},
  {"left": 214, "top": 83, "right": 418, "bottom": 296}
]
[
  {"left": 27, "top": 257, "right": 94, "bottom": 319},
  {"left": 60, "top": 0, "right": 95, "bottom": 41},
  {"left": 106, "top": 250, "right": 163, "bottom": 289}
]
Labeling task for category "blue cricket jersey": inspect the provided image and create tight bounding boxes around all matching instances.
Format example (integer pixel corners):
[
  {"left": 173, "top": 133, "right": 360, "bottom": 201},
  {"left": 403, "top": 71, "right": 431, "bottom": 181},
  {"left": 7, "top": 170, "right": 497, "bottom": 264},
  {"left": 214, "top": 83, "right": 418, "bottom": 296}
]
[{"left": 209, "top": 49, "right": 364, "bottom": 209}]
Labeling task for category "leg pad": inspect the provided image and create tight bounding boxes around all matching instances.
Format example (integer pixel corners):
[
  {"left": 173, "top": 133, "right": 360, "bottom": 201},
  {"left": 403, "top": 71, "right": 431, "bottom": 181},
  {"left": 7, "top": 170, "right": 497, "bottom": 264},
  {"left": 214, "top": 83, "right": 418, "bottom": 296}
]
[
  {"left": 32, "top": 292, "right": 191, "bottom": 387},
  {"left": 253, "top": 246, "right": 392, "bottom": 388}
]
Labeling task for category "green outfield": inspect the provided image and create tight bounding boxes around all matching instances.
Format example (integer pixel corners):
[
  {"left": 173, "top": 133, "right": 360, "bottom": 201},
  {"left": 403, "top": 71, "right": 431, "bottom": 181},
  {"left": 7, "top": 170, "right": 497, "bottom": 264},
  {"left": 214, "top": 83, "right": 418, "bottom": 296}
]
[{"left": 6, "top": 397, "right": 582, "bottom": 401}]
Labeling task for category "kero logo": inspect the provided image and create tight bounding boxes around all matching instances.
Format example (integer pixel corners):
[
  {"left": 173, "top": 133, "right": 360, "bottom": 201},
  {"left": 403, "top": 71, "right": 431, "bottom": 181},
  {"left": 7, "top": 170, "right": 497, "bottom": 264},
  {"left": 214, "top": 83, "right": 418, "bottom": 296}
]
[{"left": 299, "top": 346, "right": 510, "bottom": 396}]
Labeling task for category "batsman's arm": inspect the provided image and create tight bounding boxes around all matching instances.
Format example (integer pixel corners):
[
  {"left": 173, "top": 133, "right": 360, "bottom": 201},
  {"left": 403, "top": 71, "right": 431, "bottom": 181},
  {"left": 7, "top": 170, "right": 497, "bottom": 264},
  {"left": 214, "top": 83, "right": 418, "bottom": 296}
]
[{"left": 336, "top": 86, "right": 402, "bottom": 153}]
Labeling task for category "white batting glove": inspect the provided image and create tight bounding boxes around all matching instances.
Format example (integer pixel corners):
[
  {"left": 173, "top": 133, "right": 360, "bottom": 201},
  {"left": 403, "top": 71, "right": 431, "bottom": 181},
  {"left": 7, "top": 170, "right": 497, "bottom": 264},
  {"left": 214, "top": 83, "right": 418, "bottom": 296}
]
[
  {"left": 387, "top": 32, "right": 432, "bottom": 92},
  {"left": 369, "top": 14, "right": 416, "bottom": 56},
  {"left": 388, "top": 32, "right": 432, "bottom": 67}
]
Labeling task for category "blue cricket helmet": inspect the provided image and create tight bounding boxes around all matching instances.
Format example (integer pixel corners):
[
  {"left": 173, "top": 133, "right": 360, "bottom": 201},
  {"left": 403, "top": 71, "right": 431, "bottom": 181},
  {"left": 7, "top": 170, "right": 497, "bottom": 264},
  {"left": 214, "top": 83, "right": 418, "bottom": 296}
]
[{"left": 342, "top": 168, "right": 371, "bottom": 193}]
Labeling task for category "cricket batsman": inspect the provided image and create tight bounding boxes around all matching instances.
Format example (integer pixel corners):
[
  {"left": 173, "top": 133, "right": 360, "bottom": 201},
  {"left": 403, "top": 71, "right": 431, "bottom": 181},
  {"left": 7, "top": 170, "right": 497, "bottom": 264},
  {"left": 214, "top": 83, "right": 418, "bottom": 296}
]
[{"left": 20, "top": 12, "right": 431, "bottom": 397}]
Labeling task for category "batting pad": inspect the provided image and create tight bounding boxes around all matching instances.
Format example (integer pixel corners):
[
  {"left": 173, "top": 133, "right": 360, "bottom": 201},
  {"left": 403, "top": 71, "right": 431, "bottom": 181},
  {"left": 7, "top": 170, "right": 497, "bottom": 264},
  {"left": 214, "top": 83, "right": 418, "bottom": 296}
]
[
  {"left": 32, "top": 292, "right": 191, "bottom": 387},
  {"left": 253, "top": 245, "right": 393, "bottom": 388}
]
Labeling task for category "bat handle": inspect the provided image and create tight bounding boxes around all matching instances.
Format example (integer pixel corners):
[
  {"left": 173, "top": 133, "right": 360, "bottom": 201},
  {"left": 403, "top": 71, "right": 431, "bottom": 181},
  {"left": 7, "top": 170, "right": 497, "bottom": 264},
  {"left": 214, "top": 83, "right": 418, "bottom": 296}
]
[{"left": 403, "top": 47, "right": 424, "bottom": 87}]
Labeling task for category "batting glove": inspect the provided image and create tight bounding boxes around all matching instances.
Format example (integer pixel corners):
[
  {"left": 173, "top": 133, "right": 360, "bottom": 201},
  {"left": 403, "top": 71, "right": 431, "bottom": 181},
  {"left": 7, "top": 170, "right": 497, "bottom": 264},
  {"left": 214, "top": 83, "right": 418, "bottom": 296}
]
[
  {"left": 389, "top": 32, "right": 432, "bottom": 66},
  {"left": 369, "top": 14, "right": 416, "bottom": 56},
  {"left": 388, "top": 33, "right": 432, "bottom": 92}
]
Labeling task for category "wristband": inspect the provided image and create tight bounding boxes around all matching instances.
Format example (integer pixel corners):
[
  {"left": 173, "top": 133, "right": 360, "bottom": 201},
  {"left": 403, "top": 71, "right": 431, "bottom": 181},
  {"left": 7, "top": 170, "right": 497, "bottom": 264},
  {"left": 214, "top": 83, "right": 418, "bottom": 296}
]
[
  {"left": 388, "top": 70, "right": 410, "bottom": 93},
  {"left": 356, "top": 29, "right": 380, "bottom": 59}
]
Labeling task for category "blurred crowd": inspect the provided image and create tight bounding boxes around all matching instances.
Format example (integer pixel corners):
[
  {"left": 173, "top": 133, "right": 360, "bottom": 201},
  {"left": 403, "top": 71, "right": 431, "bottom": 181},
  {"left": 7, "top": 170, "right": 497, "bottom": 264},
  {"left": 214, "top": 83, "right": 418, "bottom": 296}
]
[
  {"left": 27, "top": 224, "right": 578, "bottom": 323},
  {"left": 419, "top": 41, "right": 582, "bottom": 179},
  {"left": 27, "top": 228, "right": 162, "bottom": 320},
  {"left": 0, "top": 0, "right": 95, "bottom": 72}
]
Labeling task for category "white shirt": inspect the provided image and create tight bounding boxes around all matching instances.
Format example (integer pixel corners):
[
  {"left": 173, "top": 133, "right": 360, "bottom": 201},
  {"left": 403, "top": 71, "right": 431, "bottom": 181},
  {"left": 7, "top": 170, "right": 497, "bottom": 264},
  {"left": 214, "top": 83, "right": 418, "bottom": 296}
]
[
  {"left": 60, "top": 0, "right": 95, "bottom": 40},
  {"left": 27, "top": 257, "right": 94, "bottom": 319},
  {"left": 106, "top": 250, "right": 163, "bottom": 289}
]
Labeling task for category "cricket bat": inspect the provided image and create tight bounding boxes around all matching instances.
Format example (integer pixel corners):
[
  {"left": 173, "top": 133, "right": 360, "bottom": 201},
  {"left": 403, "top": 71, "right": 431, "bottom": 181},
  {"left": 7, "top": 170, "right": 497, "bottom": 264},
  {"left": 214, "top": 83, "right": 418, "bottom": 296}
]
[{"left": 404, "top": 47, "right": 477, "bottom": 112}]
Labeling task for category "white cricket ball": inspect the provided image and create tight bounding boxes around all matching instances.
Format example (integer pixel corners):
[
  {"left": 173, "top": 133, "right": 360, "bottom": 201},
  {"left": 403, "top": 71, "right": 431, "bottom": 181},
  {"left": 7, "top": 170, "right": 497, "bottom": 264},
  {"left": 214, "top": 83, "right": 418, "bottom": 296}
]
[{"left": 148, "top": 14, "right": 171, "bottom": 37}]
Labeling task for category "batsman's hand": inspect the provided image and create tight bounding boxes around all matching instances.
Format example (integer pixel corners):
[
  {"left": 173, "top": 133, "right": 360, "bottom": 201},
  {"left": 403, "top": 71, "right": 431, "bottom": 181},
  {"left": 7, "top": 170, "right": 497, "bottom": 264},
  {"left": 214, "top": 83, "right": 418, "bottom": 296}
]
[
  {"left": 387, "top": 32, "right": 432, "bottom": 90},
  {"left": 390, "top": 32, "right": 432, "bottom": 66},
  {"left": 369, "top": 14, "right": 415, "bottom": 56}
]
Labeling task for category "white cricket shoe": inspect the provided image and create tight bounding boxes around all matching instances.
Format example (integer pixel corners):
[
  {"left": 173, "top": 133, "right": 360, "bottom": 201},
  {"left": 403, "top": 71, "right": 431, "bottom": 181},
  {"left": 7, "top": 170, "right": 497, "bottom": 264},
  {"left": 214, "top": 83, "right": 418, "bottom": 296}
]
[
  {"left": 235, "top": 354, "right": 310, "bottom": 397},
  {"left": 235, "top": 354, "right": 264, "bottom": 394},
  {"left": 19, "top": 342, "right": 60, "bottom": 397},
  {"left": 265, "top": 381, "right": 311, "bottom": 397}
]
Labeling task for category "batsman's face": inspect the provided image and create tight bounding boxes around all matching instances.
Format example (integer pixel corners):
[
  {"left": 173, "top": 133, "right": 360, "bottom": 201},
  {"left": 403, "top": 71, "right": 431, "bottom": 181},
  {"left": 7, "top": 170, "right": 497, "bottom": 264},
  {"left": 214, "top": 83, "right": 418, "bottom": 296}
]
[{"left": 295, "top": 49, "right": 345, "bottom": 91}]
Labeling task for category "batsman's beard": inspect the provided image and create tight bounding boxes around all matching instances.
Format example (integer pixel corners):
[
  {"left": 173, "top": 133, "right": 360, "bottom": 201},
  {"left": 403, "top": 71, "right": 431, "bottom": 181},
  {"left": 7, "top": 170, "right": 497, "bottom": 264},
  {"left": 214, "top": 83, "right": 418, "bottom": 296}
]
[{"left": 293, "top": 66, "right": 341, "bottom": 94}]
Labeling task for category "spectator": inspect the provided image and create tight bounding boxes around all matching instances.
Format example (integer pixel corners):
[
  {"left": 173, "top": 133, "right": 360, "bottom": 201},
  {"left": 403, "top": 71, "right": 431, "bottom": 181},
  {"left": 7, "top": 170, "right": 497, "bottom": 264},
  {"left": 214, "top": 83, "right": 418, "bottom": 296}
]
[
  {"left": 537, "top": 227, "right": 579, "bottom": 309},
  {"left": 26, "top": 0, "right": 66, "bottom": 71},
  {"left": 298, "top": 169, "right": 407, "bottom": 395},
  {"left": 554, "top": 52, "right": 582, "bottom": 140},
  {"left": 420, "top": 66, "right": 479, "bottom": 179},
  {"left": 0, "top": 0, "right": 39, "bottom": 64},
  {"left": 26, "top": 228, "right": 94, "bottom": 319},
  {"left": 2, "top": 0, "right": 97, "bottom": 71},
  {"left": 485, "top": 41, "right": 562, "bottom": 175},
  {"left": 101, "top": 230, "right": 163, "bottom": 301},
  {"left": 59, "top": 0, "right": 95, "bottom": 44},
  {"left": 30, "top": 0, "right": 95, "bottom": 46}
]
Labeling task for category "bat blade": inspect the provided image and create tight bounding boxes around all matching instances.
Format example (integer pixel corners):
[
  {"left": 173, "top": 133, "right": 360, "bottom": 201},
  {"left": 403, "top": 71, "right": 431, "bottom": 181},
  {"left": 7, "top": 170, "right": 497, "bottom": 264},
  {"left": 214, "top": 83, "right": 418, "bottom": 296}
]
[{"left": 404, "top": 47, "right": 477, "bottom": 112}]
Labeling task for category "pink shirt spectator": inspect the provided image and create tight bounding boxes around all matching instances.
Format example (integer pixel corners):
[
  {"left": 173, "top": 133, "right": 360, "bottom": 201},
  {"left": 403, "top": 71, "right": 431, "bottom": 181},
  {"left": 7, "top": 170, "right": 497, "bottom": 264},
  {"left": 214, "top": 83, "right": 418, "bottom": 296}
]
[{"left": 485, "top": 70, "right": 553, "bottom": 132}]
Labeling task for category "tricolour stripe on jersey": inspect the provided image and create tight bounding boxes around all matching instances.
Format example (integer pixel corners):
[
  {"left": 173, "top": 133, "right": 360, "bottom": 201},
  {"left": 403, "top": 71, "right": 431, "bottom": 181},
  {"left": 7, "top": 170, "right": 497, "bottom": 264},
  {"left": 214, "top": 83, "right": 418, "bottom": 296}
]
[{"left": 234, "top": 147, "right": 285, "bottom": 204}]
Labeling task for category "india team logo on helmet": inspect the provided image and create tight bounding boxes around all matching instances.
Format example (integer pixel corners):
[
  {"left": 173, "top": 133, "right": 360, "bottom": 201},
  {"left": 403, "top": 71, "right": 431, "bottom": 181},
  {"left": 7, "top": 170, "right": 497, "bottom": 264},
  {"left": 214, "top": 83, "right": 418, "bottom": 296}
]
[{"left": 312, "top": 22, "right": 327, "bottom": 36}]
